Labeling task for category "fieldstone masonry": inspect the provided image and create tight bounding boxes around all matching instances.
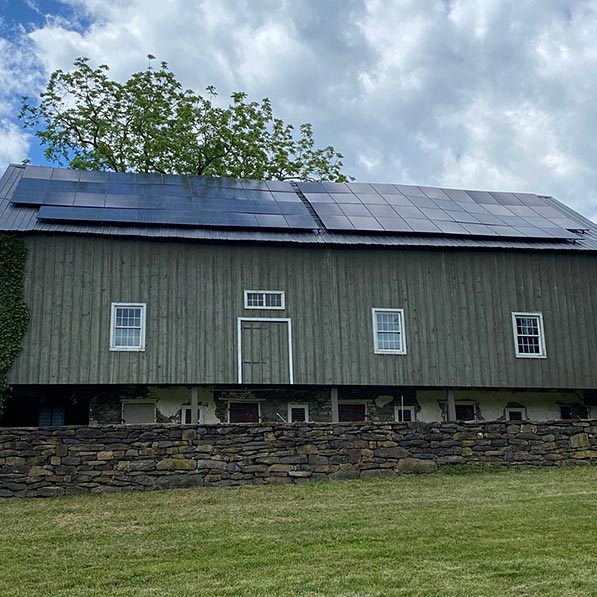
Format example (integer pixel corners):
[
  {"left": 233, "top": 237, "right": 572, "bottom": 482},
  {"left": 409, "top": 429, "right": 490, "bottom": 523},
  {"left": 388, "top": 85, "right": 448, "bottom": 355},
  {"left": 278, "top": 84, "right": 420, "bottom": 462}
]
[{"left": 1, "top": 420, "right": 596, "bottom": 498}]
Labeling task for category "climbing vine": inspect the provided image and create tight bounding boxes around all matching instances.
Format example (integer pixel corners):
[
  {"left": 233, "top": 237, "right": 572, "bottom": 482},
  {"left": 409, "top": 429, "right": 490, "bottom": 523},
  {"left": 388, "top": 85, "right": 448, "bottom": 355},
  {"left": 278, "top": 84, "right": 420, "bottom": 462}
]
[{"left": 0, "top": 234, "right": 29, "bottom": 415}]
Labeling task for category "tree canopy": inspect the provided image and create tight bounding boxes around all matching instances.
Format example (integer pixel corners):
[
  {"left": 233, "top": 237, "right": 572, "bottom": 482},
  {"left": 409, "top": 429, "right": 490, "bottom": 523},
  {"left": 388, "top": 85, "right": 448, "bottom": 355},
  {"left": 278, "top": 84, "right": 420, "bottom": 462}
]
[{"left": 20, "top": 57, "right": 350, "bottom": 181}]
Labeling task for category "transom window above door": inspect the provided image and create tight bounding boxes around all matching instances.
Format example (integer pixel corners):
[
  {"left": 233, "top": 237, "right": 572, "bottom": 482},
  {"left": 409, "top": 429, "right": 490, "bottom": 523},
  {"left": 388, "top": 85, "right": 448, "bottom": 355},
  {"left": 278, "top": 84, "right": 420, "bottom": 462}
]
[{"left": 244, "top": 290, "right": 285, "bottom": 309}]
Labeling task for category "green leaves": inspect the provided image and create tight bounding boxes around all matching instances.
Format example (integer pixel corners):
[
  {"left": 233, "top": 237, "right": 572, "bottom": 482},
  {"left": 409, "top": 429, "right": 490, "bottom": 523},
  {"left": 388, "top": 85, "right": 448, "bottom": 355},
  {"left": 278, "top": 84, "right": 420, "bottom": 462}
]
[
  {"left": 20, "top": 57, "right": 350, "bottom": 181},
  {"left": 0, "top": 235, "right": 29, "bottom": 414}
]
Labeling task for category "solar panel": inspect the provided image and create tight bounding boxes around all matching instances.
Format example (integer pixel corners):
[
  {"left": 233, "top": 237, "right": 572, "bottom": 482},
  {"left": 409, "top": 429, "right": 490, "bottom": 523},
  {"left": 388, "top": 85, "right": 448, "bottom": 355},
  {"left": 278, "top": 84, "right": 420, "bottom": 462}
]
[
  {"left": 37, "top": 205, "right": 316, "bottom": 230},
  {"left": 13, "top": 166, "right": 316, "bottom": 231},
  {"left": 295, "top": 181, "right": 586, "bottom": 240},
  {"left": 12, "top": 166, "right": 590, "bottom": 240}
]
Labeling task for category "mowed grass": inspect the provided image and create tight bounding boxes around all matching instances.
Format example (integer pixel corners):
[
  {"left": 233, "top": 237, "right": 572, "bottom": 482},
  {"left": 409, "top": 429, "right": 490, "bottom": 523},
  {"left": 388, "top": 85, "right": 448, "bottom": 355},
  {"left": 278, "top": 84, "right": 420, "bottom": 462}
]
[{"left": 1, "top": 468, "right": 597, "bottom": 596}]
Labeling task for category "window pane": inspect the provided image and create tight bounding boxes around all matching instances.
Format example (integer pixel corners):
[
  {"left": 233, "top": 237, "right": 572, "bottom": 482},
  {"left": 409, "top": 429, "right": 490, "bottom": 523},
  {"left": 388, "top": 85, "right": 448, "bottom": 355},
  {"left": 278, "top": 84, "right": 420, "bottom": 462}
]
[
  {"left": 38, "top": 407, "right": 52, "bottom": 427},
  {"left": 377, "top": 331, "right": 402, "bottom": 351},
  {"left": 116, "top": 307, "right": 141, "bottom": 328},
  {"left": 115, "top": 327, "right": 141, "bottom": 347},
  {"left": 246, "top": 292, "right": 283, "bottom": 308},
  {"left": 515, "top": 315, "right": 542, "bottom": 355},
  {"left": 247, "top": 293, "right": 264, "bottom": 307},
  {"left": 376, "top": 312, "right": 401, "bottom": 332},
  {"left": 507, "top": 410, "right": 523, "bottom": 421},
  {"left": 265, "top": 293, "right": 282, "bottom": 307}
]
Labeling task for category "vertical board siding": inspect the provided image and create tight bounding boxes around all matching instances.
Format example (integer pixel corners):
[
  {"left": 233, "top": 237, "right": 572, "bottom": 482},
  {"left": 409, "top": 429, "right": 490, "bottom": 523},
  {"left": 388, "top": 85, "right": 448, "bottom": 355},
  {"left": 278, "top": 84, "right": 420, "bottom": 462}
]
[{"left": 10, "top": 234, "right": 597, "bottom": 389}]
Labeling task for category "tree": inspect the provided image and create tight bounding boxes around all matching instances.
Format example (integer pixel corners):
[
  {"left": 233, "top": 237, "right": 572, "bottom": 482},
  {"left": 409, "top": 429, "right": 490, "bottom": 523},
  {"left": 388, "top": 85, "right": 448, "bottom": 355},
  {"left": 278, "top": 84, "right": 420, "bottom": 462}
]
[{"left": 20, "top": 57, "right": 350, "bottom": 182}]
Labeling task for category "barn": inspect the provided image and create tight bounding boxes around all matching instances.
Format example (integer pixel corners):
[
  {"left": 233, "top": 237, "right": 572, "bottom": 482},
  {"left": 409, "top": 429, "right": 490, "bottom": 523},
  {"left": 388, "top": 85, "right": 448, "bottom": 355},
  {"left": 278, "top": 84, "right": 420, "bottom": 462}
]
[{"left": 1, "top": 164, "right": 596, "bottom": 427}]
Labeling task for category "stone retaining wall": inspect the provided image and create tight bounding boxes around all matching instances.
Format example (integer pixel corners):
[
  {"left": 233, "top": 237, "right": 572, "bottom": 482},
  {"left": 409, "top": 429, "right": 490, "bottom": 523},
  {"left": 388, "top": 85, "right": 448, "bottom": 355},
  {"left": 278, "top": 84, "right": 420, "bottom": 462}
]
[{"left": 1, "top": 420, "right": 596, "bottom": 498}]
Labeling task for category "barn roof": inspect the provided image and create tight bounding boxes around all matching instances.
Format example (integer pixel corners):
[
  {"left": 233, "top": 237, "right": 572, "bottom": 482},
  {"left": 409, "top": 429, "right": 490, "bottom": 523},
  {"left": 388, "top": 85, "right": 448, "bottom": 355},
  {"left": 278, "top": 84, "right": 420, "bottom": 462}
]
[{"left": 1, "top": 164, "right": 596, "bottom": 251}]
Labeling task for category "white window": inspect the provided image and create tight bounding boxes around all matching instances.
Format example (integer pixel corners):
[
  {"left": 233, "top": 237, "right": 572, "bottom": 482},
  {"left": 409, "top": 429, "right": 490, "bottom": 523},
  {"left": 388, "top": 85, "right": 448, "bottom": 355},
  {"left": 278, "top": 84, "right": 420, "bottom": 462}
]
[
  {"left": 110, "top": 303, "right": 146, "bottom": 351},
  {"left": 288, "top": 404, "right": 309, "bottom": 423},
  {"left": 244, "top": 290, "right": 285, "bottom": 310},
  {"left": 394, "top": 405, "right": 415, "bottom": 422},
  {"left": 372, "top": 308, "right": 406, "bottom": 354},
  {"left": 181, "top": 406, "right": 202, "bottom": 425},
  {"left": 512, "top": 312, "right": 546, "bottom": 358},
  {"left": 505, "top": 407, "right": 526, "bottom": 421}
]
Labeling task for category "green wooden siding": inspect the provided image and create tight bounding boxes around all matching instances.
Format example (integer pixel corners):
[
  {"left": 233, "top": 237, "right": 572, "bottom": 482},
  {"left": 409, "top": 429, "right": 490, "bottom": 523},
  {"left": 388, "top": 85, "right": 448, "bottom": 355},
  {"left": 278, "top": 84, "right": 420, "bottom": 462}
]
[{"left": 9, "top": 234, "right": 597, "bottom": 389}]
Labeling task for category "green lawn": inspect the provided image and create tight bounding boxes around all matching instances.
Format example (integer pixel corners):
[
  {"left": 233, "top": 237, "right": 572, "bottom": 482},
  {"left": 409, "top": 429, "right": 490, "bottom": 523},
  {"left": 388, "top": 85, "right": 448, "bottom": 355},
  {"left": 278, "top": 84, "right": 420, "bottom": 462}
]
[{"left": 2, "top": 467, "right": 597, "bottom": 596}]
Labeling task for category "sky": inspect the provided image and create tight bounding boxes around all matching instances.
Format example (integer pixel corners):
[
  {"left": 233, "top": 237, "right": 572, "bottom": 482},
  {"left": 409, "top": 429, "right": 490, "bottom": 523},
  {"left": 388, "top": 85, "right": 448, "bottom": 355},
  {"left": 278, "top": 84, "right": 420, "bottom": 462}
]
[{"left": 1, "top": 0, "right": 596, "bottom": 221}]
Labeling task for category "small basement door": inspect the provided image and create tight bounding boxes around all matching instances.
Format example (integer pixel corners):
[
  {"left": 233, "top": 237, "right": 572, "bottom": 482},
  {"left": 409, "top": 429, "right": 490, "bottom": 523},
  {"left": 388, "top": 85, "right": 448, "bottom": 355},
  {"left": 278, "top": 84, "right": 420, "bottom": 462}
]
[{"left": 239, "top": 318, "right": 292, "bottom": 384}]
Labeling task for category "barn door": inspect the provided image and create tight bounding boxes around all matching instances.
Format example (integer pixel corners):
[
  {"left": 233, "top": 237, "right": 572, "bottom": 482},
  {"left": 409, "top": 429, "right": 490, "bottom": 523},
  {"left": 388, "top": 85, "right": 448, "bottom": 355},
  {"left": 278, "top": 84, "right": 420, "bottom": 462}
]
[{"left": 239, "top": 319, "right": 292, "bottom": 384}]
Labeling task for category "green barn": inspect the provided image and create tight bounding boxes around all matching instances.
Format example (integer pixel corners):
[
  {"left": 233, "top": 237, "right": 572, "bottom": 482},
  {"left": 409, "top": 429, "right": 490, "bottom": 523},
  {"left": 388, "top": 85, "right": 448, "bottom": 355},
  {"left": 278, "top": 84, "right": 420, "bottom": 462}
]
[{"left": 1, "top": 164, "right": 596, "bottom": 426}]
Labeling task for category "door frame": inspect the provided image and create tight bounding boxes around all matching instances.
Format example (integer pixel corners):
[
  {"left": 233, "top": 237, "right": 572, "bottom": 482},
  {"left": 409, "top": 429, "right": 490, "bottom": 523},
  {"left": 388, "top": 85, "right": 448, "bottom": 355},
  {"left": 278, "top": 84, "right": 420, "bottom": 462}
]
[{"left": 237, "top": 317, "right": 294, "bottom": 384}]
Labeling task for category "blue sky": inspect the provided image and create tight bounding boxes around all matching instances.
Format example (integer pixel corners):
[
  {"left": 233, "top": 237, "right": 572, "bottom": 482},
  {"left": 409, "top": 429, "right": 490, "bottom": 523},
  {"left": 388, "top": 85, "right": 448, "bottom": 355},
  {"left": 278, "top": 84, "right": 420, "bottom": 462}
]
[{"left": 1, "top": 0, "right": 596, "bottom": 221}]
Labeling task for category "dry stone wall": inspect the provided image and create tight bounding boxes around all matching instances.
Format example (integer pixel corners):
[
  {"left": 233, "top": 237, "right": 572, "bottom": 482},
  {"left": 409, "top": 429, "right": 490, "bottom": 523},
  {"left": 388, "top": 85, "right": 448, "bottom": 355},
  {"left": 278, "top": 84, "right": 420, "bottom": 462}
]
[{"left": 1, "top": 420, "right": 596, "bottom": 498}]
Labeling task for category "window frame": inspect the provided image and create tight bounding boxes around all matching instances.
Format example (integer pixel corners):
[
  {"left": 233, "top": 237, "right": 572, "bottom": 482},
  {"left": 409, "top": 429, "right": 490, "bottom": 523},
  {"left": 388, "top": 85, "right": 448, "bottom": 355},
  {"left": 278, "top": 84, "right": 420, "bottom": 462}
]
[
  {"left": 511, "top": 312, "right": 546, "bottom": 359},
  {"left": 244, "top": 290, "right": 286, "bottom": 310},
  {"left": 559, "top": 404, "right": 589, "bottom": 420},
  {"left": 38, "top": 405, "right": 66, "bottom": 427},
  {"left": 121, "top": 399, "right": 156, "bottom": 424},
  {"left": 110, "top": 302, "right": 147, "bottom": 352},
  {"left": 288, "top": 403, "right": 309, "bottom": 423},
  {"left": 338, "top": 401, "right": 368, "bottom": 422},
  {"left": 372, "top": 308, "right": 407, "bottom": 355},
  {"left": 505, "top": 407, "right": 526, "bottom": 421},
  {"left": 181, "top": 406, "right": 203, "bottom": 425},
  {"left": 227, "top": 401, "right": 262, "bottom": 423},
  {"left": 394, "top": 405, "right": 416, "bottom": 423},
  {"left": 454, "top": 401, "right": 477, "bottom": 421}
]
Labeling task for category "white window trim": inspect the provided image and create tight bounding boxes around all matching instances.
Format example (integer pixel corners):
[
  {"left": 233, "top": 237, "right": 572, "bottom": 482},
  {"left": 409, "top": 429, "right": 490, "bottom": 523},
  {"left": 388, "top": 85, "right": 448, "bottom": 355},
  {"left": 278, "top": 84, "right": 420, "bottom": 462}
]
[
  {"left": 227, "top": 400, "right": 262, "bottom": 423},
  {"left": 121, "top": 399, "right": 156, "bottom": 424},
  {"left": 511, "top": 312, "right": 546, "bottom": 359},
  {"left": 110, "top": 302, "right": 147, "bottom": 351},
  {"left": 394, "top": 404, "right": 416, "bottom": 422},
  {"left": 288, "top": 403, "right": 310, "bottom": 423},
  {"left": 372, "top": 308, "right": 407, "bottom": 355},
  {"left": 181, "top": 405, "right": 203, "bottom": 425},
  {"left": 244, "top": 290, "right": 286, "bottom": 310},
  {"left": 505, "top": 406, "right": 526, "bottom": 421},
  {"left": 237, "top": 317, "right": 294, "bottom": 384}
]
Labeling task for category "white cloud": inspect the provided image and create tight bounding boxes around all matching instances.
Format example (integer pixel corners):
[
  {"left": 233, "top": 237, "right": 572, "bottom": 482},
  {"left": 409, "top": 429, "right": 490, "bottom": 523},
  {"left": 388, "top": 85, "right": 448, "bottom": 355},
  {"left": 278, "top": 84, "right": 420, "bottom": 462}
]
[
  {"left": 0, "top": 119, "right": 30, "bottom": 166},
  {"left": 1, "top": 0, "right": 596, "bottom": 221},
  {"left": 0, "top": 30, "right": 43, "bottom": 170}
]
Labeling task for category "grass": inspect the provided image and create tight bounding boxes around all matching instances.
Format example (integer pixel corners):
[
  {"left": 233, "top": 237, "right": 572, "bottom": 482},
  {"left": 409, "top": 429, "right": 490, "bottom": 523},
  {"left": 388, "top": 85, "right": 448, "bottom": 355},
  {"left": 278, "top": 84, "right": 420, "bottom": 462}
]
[{"left": 1, "top": 467, "right": 597, "bottom": 596}]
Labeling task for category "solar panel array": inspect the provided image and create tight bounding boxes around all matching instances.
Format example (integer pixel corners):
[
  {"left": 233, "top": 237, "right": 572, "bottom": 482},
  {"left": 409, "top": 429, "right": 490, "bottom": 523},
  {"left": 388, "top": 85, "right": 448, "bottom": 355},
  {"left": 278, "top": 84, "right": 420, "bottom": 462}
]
[
  {"left": 9, "top": 166, "right": 588, "bottom": 241},
  {"left": 12, "top": 167, "right": 316, "bottom": 230},
  {"left": 296, "top": 181, "right": 586, "bottom": 240}
]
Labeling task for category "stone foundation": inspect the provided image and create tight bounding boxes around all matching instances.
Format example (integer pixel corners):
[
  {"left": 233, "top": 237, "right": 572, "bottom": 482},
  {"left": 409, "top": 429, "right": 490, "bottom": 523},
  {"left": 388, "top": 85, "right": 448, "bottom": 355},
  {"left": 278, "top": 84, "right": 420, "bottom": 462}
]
[{"left": 1, "top": 420, "right": 596, "bottom": 498}]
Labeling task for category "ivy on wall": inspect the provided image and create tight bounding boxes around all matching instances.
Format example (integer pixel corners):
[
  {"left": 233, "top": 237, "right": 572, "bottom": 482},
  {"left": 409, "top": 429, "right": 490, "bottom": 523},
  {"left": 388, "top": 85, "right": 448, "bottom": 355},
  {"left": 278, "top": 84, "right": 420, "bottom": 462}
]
[{"left": 0, "top": 234, "right": 29, "bottom": 414}]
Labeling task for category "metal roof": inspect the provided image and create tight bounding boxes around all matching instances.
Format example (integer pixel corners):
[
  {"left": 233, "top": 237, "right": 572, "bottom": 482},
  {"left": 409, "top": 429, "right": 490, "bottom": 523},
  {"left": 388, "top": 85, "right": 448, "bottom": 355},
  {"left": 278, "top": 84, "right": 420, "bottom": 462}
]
[{"left": 2, "top": 164, "right": 597, "bottom": 252}]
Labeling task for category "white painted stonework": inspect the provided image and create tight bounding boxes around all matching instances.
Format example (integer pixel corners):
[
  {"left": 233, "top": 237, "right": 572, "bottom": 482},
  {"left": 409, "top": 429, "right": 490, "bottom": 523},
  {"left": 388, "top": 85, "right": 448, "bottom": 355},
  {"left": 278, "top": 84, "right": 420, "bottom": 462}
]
[{"left": 140, "top": 386, "right": 592, "bottom": 424}]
